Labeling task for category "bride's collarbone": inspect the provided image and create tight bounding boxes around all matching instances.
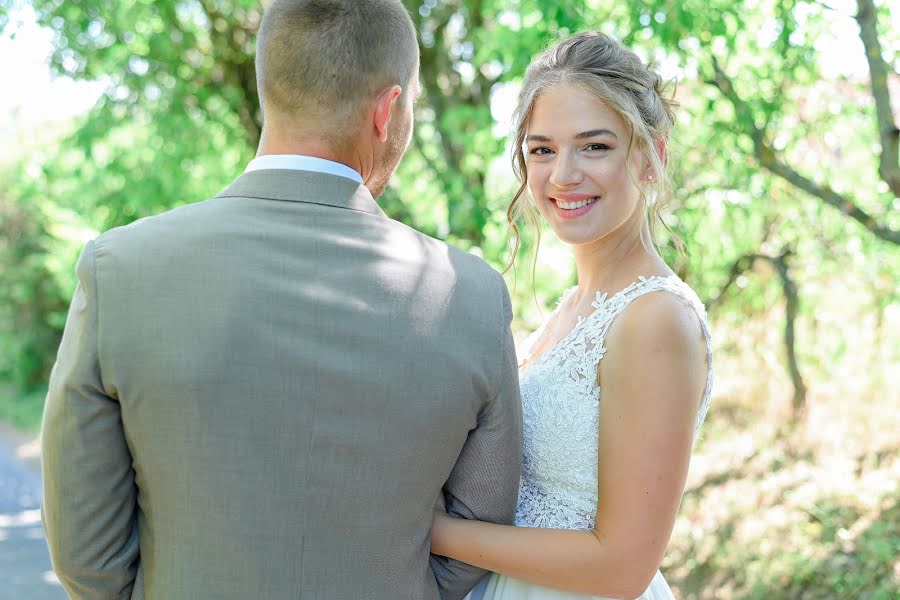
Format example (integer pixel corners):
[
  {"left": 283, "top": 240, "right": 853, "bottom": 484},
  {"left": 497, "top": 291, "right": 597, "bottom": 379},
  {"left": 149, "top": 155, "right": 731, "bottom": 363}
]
[{"left": 527, "top": 301, "right": 597, "bottom": 365}]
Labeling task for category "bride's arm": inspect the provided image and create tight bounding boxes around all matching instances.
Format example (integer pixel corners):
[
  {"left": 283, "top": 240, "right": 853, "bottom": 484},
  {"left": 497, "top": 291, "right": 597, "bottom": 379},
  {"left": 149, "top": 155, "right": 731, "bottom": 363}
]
[{"left": 431, "top": 294, "right": 708, "bottom": 599}]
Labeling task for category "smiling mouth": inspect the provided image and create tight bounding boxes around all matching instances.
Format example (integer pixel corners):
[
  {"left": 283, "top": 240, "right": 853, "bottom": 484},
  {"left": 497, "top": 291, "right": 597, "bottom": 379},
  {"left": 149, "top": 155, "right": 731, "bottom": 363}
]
[{"left": 551, "top": 197, "right": 600, "bottom": 210}]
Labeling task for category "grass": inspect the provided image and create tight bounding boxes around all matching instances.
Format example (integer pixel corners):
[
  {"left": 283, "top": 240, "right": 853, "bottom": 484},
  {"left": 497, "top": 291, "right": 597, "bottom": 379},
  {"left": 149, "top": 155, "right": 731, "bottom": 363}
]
[
  {"left": 664, "top": 385, "right": 899, "bottom": 598},
  {"left": 665, "top": 418, "right": 899, "bottom": 598}
]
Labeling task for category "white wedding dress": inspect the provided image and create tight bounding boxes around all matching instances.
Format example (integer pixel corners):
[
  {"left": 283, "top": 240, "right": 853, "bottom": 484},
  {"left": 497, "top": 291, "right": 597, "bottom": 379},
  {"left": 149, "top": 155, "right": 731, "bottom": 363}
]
[{"left": 468, "top": 275, "right": 713, "bottom": 600}]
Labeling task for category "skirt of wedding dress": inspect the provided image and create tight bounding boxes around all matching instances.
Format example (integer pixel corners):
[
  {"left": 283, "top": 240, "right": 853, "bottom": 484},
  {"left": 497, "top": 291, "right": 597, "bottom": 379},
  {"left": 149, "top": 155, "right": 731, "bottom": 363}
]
[{"left": 467, "top": 569, "right": 675, "bottom": 600}]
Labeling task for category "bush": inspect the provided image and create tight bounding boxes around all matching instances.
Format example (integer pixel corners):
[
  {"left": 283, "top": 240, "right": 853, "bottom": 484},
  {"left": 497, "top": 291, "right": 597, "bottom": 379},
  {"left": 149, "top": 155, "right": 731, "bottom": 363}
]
[{"left": 0, "top": 188, "right": 85, "bottom": 404}]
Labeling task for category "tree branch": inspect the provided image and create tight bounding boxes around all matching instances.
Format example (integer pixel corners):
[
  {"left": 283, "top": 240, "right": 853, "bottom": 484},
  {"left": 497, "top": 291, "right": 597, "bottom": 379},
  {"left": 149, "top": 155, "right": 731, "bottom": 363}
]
[
  {"left": 705, "top": 217, "right": 778, "bottom": 310},
  {"left": 709, "top": 58, "right": 899, "bottom": 245},
  {"left": 198, "top": 0, "right": 261, "bottom": 148},
  {"left": 417, "top": 9, "right": 463, "bottom": 169},
  {"left": 707, "top": 249, "right": 808, "bottom": 419},
  {"left": 767, "top": 249, "right": 807, "bottom": 419},
  {"left": 705, "top": 254, "right": 755, "bottom": 312},
  {"left": 855, "top": 0, "right": 900, "bottom": 196},
  {"left": 466, "top": 0, "right": 495, "bottom": 103},
  {"left": 413, "top": 124, "right": 447, "bottom": 181},
  {"left": 412, "top": 3, "right": 487, "bottom": 244}
]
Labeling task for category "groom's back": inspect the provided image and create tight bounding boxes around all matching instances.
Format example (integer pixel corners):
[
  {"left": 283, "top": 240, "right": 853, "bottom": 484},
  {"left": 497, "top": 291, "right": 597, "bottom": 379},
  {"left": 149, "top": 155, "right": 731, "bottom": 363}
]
[{"left": 85, "top": 169, "right": 519, "bottom": 599}]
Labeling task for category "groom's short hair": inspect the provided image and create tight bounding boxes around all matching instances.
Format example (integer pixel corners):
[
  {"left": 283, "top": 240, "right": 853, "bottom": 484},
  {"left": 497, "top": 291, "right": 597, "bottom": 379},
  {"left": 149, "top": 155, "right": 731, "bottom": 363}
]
[{"left": 256, "top": 0, "right": 419, "bottom": 142}]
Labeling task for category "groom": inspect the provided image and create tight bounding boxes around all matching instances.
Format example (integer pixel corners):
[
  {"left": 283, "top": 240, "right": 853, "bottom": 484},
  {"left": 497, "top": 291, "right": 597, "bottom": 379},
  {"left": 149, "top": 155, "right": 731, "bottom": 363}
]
[{"left": 40, "top": 1, "right": 522, "bottom": 598}]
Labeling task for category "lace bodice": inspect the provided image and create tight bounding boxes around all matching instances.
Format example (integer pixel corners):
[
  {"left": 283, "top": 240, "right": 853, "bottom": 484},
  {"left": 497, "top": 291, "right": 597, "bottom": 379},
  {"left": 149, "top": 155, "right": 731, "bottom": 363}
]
[{"left": 514, "top": 275, "right": 713, "bottom": 531}]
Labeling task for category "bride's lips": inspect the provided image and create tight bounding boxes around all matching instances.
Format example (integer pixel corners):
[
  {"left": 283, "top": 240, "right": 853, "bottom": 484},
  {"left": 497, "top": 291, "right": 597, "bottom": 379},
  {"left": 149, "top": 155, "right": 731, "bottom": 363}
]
[{"left": 548, "top": 193, "right": 600, "bottom": 219}]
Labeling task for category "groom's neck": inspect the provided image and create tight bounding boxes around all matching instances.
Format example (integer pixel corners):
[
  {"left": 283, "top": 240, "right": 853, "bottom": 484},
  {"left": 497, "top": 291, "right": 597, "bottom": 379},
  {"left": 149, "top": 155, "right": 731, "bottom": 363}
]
[{"left": 256, "top": 125, "right": 365, "bottom": 174}]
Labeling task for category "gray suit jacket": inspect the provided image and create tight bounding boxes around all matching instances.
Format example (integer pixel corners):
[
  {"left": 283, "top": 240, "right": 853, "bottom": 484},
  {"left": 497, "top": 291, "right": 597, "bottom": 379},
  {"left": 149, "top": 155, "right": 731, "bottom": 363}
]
[{"left": 41, "top": 169, "right": 522, "bottom": 599}]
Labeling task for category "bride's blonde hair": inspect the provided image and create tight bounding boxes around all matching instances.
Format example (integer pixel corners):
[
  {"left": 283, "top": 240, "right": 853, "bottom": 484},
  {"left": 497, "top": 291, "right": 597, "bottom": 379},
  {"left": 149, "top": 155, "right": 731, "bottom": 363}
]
[{"left": 506, "top": 32, "right": 679, "bottom": 272}]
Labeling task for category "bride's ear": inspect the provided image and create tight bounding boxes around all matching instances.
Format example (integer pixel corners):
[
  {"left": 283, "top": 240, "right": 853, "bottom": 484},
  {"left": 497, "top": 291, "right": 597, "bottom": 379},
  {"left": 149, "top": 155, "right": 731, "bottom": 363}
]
[
  {"left": 642, "top": 139, "right": 666, "bottom": 182},
  {"left": 654, "top": 138, "right": 666, "bottom": 165}
]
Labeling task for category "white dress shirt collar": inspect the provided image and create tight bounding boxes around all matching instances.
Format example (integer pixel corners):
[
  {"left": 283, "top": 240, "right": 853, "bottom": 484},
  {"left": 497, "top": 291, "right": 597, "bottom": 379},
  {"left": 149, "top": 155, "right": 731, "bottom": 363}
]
[{"left": 245, "top": 154, "right": 363, "bottom": 184}]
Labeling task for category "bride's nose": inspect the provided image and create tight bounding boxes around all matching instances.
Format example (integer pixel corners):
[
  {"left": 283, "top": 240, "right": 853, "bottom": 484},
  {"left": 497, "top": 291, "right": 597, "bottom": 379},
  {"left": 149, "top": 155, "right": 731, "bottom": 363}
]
[{"left": 549, "top": 151, "right": 583, "bottom": 188}]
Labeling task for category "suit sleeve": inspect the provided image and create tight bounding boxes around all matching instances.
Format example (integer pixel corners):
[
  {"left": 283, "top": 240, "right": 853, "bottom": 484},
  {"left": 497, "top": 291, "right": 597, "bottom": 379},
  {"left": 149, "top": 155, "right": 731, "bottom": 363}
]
[
  {"left": 41, "top": 239, "right": 140, "bottom": 599},
  {"left": 431, "top": 274, "right": 523, "bottom": 599}
]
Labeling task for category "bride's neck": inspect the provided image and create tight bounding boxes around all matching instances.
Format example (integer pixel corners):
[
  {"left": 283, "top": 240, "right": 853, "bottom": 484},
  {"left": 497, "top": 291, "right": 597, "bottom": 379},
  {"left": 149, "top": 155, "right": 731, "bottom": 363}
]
[{"left": 571, "top": 219, "right": 663, "bottom": 303}]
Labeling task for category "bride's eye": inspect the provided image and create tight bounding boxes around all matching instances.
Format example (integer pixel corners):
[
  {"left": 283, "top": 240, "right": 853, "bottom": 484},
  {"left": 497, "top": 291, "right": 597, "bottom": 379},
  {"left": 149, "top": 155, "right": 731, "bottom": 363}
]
[
  {"left": 528, "top": 147, "right": 554, "bottom": 156},
  {"left": 584, "top": 143, "right": 611, "bottom": 152}
]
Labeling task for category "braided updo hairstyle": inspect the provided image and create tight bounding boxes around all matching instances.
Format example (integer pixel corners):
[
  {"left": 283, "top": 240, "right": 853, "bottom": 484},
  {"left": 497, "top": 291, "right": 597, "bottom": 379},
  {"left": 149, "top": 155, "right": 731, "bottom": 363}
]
[{"left": 506, "top": 32, "right": 679, "bottom": 270}]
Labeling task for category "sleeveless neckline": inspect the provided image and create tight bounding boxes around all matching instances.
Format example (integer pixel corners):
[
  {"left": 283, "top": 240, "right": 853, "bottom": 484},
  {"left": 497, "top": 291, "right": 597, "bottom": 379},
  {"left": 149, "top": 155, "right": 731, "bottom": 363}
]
[{"left": 521, "top": 274, "right": 680, "bottom": 375}]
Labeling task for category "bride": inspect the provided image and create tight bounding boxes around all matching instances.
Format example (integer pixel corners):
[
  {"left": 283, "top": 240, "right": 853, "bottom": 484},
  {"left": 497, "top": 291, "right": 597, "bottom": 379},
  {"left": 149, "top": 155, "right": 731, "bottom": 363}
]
[{"left": 431, "top": 32, "right": 713, "bottom": 600}]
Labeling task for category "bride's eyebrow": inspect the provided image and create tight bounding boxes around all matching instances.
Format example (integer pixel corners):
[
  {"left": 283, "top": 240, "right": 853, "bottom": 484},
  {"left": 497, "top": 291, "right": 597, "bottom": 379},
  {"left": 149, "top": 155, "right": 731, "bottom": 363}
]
[
  {"left": 526, "top": 129, "right": 618, "bottom": 143},
  {"left": 575, "top": 129, "right": 618, "bottom": 139}
]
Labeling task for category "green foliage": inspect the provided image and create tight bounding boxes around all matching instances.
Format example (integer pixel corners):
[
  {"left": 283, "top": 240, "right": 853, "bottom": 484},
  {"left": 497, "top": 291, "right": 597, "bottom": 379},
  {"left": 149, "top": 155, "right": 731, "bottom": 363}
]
[
  {"left": 0, "top": 0, "right": 894, "bottom": 406},
  {"left": 16, "top": 0, "right": 258, "bottom": 229},
  {"left": 11, "top": 0, "right": 897, "bottom": 277},
  {"left": 0, "top": 384, "right": 47, "bottom": 433},
  {"left": 0, "top": 175, "right": 78, "bottom": 393}
]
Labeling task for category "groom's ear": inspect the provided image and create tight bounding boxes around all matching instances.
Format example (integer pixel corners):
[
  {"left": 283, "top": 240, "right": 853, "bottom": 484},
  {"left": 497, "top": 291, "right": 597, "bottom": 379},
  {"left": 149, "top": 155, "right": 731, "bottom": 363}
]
[{"left": 373, "top": 85, "right": 402, "bottom": 143}]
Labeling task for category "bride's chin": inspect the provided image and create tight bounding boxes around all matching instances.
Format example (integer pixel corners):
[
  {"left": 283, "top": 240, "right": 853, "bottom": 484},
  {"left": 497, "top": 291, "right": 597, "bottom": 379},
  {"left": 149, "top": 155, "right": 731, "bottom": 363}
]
[{"left": 547, "top": 223, "right": 597, "bottom": 243}]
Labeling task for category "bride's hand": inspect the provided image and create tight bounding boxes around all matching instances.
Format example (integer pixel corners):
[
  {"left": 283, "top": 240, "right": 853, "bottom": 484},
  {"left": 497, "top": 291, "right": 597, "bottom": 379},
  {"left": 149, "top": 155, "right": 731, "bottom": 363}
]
[{"left": 430, "top": 508, "right": 454, "bottom": 556}]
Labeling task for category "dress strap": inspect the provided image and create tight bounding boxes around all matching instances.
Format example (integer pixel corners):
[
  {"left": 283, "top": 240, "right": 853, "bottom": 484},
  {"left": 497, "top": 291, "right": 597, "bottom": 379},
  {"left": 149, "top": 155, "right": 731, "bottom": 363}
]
[{"left": 581, "top": 275, "right": 713, "bottom": 436}]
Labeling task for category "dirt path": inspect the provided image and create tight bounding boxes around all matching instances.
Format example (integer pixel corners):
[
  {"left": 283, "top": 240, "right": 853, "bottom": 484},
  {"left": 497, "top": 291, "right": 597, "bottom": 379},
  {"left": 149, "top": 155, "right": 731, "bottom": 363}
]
[{"left": 0, "top": 422, "right": 66, "bottom": 599}]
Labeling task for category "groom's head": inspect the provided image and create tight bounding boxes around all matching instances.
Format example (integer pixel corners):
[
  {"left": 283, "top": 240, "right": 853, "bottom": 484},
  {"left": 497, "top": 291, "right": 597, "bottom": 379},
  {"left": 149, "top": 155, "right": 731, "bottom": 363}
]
[{"left": 256, "top": 0, "right": 420, "bottom": 196}]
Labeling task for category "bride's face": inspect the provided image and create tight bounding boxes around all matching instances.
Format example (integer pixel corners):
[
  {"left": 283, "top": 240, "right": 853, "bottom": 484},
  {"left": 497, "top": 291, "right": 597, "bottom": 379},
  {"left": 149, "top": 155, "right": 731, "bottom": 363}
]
[{"left": 525, "top": 84, "right": 647, "bottom": 248}]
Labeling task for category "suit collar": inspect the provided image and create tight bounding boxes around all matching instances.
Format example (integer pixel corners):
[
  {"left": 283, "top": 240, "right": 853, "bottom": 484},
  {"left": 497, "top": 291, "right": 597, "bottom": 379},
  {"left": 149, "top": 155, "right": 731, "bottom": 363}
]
[
  {"left": 244, "top": 155, "right": 363, "bottom": 184},
  {"left": 216, "top": 169, "right": 384, "bottom": 216}
]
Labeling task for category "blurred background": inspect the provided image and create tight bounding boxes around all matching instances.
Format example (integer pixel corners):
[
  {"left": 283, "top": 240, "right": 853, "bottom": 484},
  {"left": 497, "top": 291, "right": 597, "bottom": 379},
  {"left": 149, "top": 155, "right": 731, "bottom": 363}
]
[{"left": 0, "top": 0, "right": 897, "bottom": 598}]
